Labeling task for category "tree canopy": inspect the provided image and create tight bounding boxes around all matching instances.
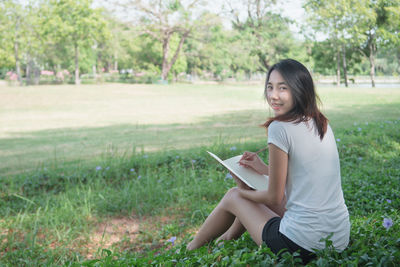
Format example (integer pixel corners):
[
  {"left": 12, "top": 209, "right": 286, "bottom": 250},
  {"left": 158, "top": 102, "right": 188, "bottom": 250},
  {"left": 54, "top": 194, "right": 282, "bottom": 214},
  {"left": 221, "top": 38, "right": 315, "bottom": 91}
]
[{"left": 0, "top": 0, "right": 399, "bottom": 85}]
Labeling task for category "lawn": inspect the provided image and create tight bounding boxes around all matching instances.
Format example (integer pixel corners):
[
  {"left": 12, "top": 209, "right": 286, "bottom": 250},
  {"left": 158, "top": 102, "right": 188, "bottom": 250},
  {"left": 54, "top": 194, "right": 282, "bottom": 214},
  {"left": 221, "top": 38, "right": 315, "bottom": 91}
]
[
  {"left": 0, "top": 83, "right": 399, "bottom": 266},
  {"left": 1, "top": 83, "right": 399, "bottom": 176}
]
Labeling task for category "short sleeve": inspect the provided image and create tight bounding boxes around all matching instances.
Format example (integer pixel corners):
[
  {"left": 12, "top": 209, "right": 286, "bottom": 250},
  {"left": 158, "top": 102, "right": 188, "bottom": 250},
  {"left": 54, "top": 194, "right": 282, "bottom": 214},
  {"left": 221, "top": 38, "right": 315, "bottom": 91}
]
[{"left": 268, "top": 121, "right": 290, "bottom": 154}]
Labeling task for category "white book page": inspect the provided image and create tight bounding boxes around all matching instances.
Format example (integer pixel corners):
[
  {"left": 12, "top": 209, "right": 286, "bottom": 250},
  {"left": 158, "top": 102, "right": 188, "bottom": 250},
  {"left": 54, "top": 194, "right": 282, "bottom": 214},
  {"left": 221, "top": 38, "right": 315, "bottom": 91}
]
[{"left": 207, "top": 151, "right": 269, "bottom": 191}]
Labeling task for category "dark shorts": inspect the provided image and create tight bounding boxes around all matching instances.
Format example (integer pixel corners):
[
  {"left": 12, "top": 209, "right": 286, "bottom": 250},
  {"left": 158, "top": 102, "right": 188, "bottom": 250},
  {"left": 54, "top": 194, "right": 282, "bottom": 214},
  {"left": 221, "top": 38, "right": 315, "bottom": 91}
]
[{"left": 262, "top": 217, "right": 316, "bottom": 264}]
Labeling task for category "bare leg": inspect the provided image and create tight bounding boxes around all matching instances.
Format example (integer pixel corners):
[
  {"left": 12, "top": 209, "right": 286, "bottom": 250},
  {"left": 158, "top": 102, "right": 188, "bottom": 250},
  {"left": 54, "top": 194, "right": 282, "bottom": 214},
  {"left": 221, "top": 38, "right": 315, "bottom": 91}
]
[
  {"left": 216, "top": 175, "right": 252, "bottom": 243},
  {"left": 187, "top": 188, "right": 278, "bottom": 250},
  {"left": 216, "top": 218, "right": 246, "bottom": 243}
]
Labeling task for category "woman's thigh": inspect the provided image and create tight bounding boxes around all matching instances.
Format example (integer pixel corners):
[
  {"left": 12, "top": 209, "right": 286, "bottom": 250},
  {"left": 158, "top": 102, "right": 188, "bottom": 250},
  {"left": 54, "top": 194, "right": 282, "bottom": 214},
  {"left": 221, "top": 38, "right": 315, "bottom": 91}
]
[{"left": 221, "top": 188, "right": 279, "bottom": 246}]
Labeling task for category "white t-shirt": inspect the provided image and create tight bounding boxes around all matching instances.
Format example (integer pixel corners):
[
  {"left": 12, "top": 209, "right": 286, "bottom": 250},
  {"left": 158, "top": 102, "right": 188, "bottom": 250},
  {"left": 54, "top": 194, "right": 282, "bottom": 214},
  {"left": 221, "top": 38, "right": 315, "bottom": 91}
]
[{"left": 268, "top": 120, "right": 350, "bottom": 252}]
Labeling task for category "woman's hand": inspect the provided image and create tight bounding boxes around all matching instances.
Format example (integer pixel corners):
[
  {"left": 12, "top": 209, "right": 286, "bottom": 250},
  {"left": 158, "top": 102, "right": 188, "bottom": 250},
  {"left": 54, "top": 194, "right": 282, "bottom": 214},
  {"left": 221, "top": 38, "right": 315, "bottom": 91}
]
[
  {"left": 230, "top": 172, "right": 252, "bottom": 190},
  {"left": 239, "top": 151, "right": 269, "bottom": 175}
]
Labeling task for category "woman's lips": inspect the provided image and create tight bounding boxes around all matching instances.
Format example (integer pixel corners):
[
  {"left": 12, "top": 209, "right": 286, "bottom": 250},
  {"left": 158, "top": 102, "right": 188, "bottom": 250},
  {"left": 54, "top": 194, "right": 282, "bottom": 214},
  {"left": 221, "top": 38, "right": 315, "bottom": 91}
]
[{"left": 271, "top": 103, "right": 282, "bottom": 110}]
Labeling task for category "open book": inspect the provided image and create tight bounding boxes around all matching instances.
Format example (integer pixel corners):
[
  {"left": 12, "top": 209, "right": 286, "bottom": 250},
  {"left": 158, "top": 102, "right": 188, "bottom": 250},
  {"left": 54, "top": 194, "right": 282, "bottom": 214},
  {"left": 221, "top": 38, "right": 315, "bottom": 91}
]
[{"left": 207, "top": 151, "right": 269, "bottom": 191}]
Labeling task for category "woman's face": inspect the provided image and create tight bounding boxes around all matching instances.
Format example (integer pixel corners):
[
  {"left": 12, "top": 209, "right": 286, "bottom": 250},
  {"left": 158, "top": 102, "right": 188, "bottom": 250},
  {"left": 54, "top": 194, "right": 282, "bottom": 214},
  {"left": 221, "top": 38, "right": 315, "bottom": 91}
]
[{"left": 266, "top": 70, "right": 294, "bottom": 116}]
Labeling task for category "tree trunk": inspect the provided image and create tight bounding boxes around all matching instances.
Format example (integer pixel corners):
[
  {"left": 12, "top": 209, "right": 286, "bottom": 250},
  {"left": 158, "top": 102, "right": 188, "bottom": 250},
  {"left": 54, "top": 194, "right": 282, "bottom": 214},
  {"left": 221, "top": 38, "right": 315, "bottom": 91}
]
[
  {"left": 161, "top": 32, "right": 189, "bottom": 81},
  {"left": 14, "top": 18, "right": 23, "bottom": 85},
  {"left": 369, "top": 41, "right": 376, "bottom": 88},
  {"left": 336, "top": 48, "right": 341, "bottom": 86},
  {"left": 257, "top": 51, "right": 269, "bottom": 71},
  {"left": 74, "top": 44, "right": 80, "bottom": 85},
  {"left": 26, "top": 57, "right": 31, "bottom": 85},
  {"left": 14, "top": 42, "right": 22, "bottom": 85},
  {"left": 342, "top": 44, "right": 348, "bottom": 87},
  {"left": 114, "top": 50, "right": 118, "bottom": 71},
  {"left": 161, "top": 33, "right": 171, "bottom": 81}
]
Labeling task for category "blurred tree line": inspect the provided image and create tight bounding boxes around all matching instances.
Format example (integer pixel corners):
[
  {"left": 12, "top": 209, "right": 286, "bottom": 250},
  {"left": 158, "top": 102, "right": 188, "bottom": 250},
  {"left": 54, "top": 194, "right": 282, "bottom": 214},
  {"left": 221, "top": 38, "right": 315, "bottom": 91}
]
[{"left": 0, "top": 0, "right": 399, "bottom": 87}]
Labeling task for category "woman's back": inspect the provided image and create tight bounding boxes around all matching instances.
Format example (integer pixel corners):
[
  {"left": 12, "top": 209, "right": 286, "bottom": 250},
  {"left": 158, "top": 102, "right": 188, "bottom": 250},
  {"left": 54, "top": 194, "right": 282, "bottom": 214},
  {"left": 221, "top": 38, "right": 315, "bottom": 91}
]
[{"left": 268, "top": 120, "right": 350, "bottom": 252}]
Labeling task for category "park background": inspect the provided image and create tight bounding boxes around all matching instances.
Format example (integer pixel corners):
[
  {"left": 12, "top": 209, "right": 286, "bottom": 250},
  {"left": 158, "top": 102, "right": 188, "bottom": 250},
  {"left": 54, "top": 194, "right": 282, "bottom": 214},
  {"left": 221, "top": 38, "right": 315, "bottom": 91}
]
[{"left": 1, "top": 0, "right": 399, "bottom": 266}]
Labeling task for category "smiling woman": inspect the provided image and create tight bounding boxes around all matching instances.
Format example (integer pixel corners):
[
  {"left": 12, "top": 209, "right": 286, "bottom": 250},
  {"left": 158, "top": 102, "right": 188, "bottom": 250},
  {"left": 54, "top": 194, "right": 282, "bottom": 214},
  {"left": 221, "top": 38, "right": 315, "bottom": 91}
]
[
  {"left": 187, "top": 59, "right": 350, "bottom": 264},
  {"left": 265, "top": 70, "right": 294, "bottom": 116}
]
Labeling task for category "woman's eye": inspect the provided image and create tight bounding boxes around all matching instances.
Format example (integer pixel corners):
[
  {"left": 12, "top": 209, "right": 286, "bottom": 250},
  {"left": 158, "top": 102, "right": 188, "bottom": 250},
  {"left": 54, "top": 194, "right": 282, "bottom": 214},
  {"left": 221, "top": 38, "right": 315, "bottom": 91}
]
[{"left": 280, "top": 87, "right": 287, "bottom": 90}]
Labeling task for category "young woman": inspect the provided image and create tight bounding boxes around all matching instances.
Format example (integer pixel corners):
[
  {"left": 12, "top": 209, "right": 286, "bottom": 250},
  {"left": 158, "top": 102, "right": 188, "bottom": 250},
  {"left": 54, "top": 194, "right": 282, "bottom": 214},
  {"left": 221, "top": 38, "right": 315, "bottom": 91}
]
[{"left": 186, "top": 59, "right": 350, "bottom": 263}]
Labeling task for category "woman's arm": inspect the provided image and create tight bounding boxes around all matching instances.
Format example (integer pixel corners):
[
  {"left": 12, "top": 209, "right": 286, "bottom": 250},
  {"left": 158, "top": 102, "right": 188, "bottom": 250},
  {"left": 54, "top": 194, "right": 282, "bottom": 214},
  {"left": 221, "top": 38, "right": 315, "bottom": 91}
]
[{"left": 239, "top": 143, "right": 287, "bottom": 208}]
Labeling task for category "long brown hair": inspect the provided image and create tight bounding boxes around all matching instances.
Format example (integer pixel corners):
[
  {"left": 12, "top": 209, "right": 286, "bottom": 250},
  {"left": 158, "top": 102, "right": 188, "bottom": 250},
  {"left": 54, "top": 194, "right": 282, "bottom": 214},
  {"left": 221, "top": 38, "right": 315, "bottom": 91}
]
[{"left": 263, "top": 59, "right": 328, "bottom": 140}]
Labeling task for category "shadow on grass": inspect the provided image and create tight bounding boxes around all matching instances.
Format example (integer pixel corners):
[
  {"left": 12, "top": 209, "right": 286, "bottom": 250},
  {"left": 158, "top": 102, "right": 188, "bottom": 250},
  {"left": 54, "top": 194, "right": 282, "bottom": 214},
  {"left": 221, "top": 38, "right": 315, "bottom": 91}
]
[{"left": 1, "top": 102, "right": 399, "bottom": 176}]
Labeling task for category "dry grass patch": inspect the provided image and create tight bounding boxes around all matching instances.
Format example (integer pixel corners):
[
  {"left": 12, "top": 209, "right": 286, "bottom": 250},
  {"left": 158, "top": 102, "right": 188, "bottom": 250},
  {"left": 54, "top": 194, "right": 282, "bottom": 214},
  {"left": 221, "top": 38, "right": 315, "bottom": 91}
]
[
  {"left": 84, "top": 211, "right": 189, "bottom": 259},
  {"left": 86, "top": 216, "right": 140, "bottom": 258}
]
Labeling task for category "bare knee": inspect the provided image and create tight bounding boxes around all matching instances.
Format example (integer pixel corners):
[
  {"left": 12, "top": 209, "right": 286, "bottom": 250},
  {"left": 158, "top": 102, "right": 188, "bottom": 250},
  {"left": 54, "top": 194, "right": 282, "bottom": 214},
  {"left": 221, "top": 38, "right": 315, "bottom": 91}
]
[{"left": 220, "top": 187, "right": 242, "bottom": 208}]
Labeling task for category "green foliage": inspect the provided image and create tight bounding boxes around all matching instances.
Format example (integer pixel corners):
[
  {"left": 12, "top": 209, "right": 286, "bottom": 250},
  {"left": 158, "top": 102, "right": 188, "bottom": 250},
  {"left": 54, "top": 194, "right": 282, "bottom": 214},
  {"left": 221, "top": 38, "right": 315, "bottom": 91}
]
[
  {"left": 39, "top": 0, "right": 111, "bottom": 83},
  {"left": 311, "top": 40, "right": 365, "bottom": 76},
  {"left": 232, "top": 7, "right": 296, "bottom": 71},
  {"left": 185, "top": 22, "right": 237, "bottom": 80},
  {"left": 304, "top": 0, "right": 400, "bottom": 82},
  {"left": 0, "top": 0, "right": 399, "bottom": 82}
]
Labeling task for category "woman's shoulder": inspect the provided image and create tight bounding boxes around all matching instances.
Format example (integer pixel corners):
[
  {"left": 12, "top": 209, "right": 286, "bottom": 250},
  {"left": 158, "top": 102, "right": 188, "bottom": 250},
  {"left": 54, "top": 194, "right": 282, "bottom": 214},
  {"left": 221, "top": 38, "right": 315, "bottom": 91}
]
[
  {"left": 270, "top": 119, "right": 324, "bottom": 134},
  {"left": 269, "top": 120, "right": 291, "bottom": 127},
  {"left": 268, "top": 120, "right": 286, "bottom": 131},
  {"left": 269, "top": 120, "right": 300, "bottom": 129},
  {"left": 268, "top": 120, "right": 291, "bottom": 137}
]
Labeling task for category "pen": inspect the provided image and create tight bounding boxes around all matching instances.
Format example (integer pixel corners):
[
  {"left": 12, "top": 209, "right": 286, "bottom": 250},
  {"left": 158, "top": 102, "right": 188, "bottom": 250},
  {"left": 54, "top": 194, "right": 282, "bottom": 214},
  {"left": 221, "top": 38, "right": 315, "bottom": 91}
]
[{"left": 254, "top": 147, "right": 267, "bottom": 154}]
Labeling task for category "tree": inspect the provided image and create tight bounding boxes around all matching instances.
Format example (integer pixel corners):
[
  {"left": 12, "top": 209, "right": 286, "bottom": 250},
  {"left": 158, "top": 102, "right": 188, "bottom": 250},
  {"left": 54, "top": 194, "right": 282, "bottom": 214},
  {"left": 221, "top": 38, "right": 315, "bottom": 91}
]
[
  {"left": 184, "top": 14, "right": 240, "bottom": 80},
  {"left": 304, "top": 0, "right": 400, "bottom": 87},
  {"left": 96, "top": 15, "right": 126, "bottom": 73},
  {"left": 304, "top": 0, "right": 357, "bottom": 87},
  {"left": 41, "top": 0, "right": 110, "bottom": 84},
  {"left": 354, "top": 0, "right": 400, "bottom": 87},
  {"left": 311, "top": 40, "right": 364, "bottom": 80},
  {"left": 113, "top": 0, "right": 213, "bottom": 81},
  {"left": 1, "top": 0, "right": 30, "bottom": 85},
  {"left": 0, "top": 2, "right": 16, "bottom": 74},
  {"left": 225, "top": 0, "right": 296, "bottom": 72}
]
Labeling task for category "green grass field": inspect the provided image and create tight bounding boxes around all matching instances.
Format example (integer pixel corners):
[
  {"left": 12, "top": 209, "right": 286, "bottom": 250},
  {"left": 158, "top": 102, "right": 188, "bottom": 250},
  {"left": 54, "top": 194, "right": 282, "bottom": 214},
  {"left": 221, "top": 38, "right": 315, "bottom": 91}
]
[
  {"left": 0, "top": 83, "right": 399, "bottom": 266},
  {"left": 1, "top": 83, "right": 399, "bottom": 176}
]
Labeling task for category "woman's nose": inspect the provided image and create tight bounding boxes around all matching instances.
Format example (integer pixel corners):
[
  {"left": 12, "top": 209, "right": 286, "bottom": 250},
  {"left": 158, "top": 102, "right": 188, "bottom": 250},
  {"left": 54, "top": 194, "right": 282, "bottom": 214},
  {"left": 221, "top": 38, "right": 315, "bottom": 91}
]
[{"left": 270, "top": 88, "right": 279, "bottom": 99}]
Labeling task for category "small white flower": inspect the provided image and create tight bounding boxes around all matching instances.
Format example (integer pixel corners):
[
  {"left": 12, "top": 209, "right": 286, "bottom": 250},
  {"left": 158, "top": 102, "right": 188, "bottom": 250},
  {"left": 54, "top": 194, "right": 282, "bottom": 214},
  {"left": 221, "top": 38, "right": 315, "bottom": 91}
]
[{"left": 96, "top": 166, "right": 102, "bottom": 171}]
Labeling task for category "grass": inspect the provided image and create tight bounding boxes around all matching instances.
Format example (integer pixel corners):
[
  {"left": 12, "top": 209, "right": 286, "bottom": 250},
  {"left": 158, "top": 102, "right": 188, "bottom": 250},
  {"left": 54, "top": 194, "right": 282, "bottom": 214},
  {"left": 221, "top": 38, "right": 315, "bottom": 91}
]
[
  {"left": 1, "top": 83, "right": 399, "bottom": 176},
  {"left": 0, "top": 83, "right": 399, "bottom": 266}
]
